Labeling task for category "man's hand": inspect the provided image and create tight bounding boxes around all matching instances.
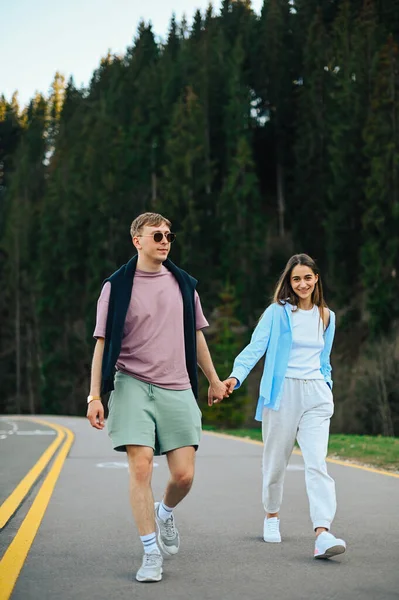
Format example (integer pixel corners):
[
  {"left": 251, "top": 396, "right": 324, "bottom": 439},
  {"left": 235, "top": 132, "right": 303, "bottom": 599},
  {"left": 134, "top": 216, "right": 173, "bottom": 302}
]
[
  {"left": 208, "top": 379, "right": 231, "bottom": 406},
  {"left": 87, "top": 400, "right": 105, "bottom": 430},
  {"left": 209, "top": 378, "right": 238, "bottom": 406}
]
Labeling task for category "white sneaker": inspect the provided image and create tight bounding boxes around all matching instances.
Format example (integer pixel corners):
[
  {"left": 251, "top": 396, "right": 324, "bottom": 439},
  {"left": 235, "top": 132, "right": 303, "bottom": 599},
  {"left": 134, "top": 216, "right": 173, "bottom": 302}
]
[
  {"left": 154, "top": 502, "right": 180, "bottom": 555},
  {"left": 136, "top": 550, "right": 163, "bottom": 582},
  {"left": 314, "top": 531, "right": 346, "bottom": 559},
  {"left": 263, "top": 517, "right": 281, "bottom": 543}
]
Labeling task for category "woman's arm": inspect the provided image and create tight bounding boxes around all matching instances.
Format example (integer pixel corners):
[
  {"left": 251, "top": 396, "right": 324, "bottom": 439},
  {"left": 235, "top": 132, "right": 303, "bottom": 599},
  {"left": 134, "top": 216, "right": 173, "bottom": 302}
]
[
  {"left": 322, "top": 307, "right": 330, "bottom": 329},
  {"left": 229, "top": 304, "right": 275, "bottom": 388},
  {"left": 321, "top": 309, "right": 335, "bottom": 385}
]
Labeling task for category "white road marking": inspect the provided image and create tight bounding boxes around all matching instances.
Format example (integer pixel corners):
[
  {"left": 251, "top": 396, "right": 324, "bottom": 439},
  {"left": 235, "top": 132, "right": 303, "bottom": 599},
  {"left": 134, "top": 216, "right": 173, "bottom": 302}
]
[
  {"left": 15, "top": 430, "right": 56, "bottom": 436},
  {"left": 287, "top": 464, "right": 304, "bottom": 471},
  {"left": 0, "top": 420, "right": 56, "bottom": 439},
  {"left": 96, "top": 462, "right": 159, "bottom": 469},
  {"left": 0, "top": 419, "right": 19, "bottom": 436},
  {"left": 96, "top": 462, "right": 128, "bottom": 469}
]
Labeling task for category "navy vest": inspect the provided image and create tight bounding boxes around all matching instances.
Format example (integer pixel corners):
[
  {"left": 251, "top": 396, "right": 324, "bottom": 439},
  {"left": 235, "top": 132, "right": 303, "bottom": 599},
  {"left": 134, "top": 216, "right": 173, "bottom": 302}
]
[{"left": 101, "top": 255, "right": 198, "bottom": 398}]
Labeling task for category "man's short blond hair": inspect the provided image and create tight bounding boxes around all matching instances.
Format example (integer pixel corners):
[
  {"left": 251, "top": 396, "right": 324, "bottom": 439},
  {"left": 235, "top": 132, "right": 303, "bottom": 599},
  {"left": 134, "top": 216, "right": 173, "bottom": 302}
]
[{"left": 130, "top": 212, "right": 172, "bottom": 239}]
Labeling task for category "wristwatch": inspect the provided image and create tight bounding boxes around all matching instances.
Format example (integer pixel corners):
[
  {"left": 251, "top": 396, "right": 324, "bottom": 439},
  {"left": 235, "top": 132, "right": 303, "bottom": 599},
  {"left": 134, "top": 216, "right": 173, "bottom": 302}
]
[{"left": 87, "top": 395, "right": 101, "bottom": 404}]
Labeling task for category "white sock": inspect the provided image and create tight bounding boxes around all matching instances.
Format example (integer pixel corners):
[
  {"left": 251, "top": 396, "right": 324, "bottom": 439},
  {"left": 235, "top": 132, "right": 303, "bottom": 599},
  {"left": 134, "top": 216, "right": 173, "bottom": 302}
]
[
  {"left": 158, "top": 501, "right": 174, "bottom": 522},
  {"left": 140, "top": 532, "right": 159, "bottom": 554}
]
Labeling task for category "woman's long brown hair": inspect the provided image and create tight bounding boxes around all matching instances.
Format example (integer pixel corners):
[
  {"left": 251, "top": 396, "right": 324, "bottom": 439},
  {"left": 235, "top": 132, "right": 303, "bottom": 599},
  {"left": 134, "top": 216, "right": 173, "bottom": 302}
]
[{"left": 273, "top": 254, "right": 327, "bottom": 321}]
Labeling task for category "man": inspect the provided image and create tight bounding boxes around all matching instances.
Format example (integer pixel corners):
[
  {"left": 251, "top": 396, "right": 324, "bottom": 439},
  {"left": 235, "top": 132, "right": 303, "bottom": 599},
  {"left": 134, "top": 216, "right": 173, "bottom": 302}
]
[{"left": 87, "top": 212, "right": 227, "bottom": 583}]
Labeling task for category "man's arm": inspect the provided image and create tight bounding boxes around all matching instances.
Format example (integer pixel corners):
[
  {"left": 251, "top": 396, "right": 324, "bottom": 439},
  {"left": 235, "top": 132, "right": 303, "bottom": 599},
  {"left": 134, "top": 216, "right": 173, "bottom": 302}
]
[
  {"left": 87, "top": 338, "right": 105, "bottom": 429},
  {"left": 196, "top": 330, "right": 228, "bottom": 406}
]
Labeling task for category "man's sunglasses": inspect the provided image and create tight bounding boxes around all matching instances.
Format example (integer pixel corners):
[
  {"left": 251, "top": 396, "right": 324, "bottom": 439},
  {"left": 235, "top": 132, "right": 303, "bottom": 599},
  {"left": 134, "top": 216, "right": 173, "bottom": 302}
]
[{"left": 138, "top": 232, "right": 176, "bottom": 243}]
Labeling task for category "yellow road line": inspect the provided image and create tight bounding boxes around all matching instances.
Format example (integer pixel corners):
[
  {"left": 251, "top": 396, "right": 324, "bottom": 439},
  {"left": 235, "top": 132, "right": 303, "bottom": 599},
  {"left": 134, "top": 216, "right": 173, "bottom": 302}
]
[
  {"left": 204, "top": 430, "right": 399, "bottom": 479},
  {"left": 0, "top": 419, "right": 66, "bottom": 529},
  {"left": 0, "top": 424, "right": 74, "bottom": 600},
  {"left": 323, "top": 455, "right": 399, "bottom": 478}
]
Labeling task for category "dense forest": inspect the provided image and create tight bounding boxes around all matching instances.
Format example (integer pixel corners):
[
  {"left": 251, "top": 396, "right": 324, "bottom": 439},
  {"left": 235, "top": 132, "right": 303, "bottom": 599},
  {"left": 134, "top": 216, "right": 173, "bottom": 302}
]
[{"left": 0, "top": 0, "right": 398, "bottom": 435}]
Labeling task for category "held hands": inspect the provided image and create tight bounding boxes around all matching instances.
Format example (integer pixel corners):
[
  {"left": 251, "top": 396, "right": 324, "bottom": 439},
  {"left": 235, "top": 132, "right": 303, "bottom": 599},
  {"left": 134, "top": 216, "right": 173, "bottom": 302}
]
[
  {"left": 86, "top": 400, "right": 105, "bottom": 430},
  {"left": 207, "top": 377, "right": 238, "bottom": 407}
]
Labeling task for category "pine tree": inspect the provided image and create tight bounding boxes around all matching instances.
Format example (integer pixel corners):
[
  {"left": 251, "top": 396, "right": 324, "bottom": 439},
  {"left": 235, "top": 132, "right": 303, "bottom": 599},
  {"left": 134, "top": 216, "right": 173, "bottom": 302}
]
[
  {"left": 159, "top": 15, "right": 183, "bottom": 128},
  {"left": 378, "top": 0, "right": 399, "bottom": 38},
  {"left": 2, "top": 94, "right": 48, "bottom": 414},
  {"left": 324, "top": 0, "right": 364, "bottom": 309},
  {"left": 224, "top": 38, "right": 250, "bottom": 160},
  {"left": 257, "top": 0, "right": 294, "bottom": 237},
  {"left": 124, "top": 23, "right": 161, "bottom": 206},
  {"left": 47, "top": 72, "right": 66, "bottom": 150},
  {"left": 361, "top": 36, "right": 399, "bottom": 335},
  {"left": 36, "top": 80, "right": 92, "bottom": 414},
  {"left": 293, "top": 10, "right": 330, "bottom": 269},
  {"left": 1, "top": 0, "right": 398, "bottom": 435},
  {"left": 199, "top": 285, "right": 252, "bottom": 428},
  {"left": 0, "top": 95, "right": 22, "bottom": 235},
  {"left": 218, "top": 34, "right": 265, "bottom": 316},
  {"left": 161, "top": 88, "right": 210, "bottom": 279},
  {"left": 0, "top": 95, "right": 23, "bottom": 414},
  {"left": 219, "top": 136, "right": 263, "bottom": 317}
]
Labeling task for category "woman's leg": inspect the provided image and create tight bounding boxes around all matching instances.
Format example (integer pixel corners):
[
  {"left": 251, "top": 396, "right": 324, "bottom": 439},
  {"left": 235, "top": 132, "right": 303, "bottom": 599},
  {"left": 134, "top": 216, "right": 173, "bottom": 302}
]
[
  {"left": 262, "top": 379, "right": 302, "bottom": 516},
  {"left": 296, "top": 380, "right": 336, "bottom": 532}
]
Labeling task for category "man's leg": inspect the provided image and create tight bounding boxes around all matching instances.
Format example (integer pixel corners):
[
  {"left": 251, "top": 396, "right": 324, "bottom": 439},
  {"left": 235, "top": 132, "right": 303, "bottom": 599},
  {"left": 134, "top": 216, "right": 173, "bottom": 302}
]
[
  {"left": 153, "top": 385, "right": 201, "bottom": 555},
  {"left": 154, "top": 446, "right": 196, "bottom": 555},
  {"left": 126, "top": 445, "right": 163, "bottom": 582},
  {"left": 126, "top": 445, "right": 156, "bottom": 534},
  {"left": 164, "top": 445, "right": 196, "bottom": 507}
]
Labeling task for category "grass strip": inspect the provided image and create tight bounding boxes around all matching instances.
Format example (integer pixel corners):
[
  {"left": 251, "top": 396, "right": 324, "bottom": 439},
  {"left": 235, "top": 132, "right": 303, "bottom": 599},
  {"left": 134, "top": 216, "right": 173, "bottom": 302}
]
[{"left": 202, "top": 426, "right": 399, "bottom": 471}]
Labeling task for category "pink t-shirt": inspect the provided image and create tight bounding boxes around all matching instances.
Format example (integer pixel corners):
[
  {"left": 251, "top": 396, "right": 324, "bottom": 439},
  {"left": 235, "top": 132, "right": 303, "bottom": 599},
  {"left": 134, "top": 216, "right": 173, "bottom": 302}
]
[{"left": 93, "top": 267, "right": 209, "bottom": 390}]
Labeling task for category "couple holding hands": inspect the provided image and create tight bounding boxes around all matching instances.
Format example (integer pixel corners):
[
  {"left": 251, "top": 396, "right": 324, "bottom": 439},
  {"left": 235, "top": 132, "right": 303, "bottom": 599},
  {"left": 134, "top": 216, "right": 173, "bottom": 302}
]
[{"left": 87, "top": 212, "right": 346, "bottom": 584}]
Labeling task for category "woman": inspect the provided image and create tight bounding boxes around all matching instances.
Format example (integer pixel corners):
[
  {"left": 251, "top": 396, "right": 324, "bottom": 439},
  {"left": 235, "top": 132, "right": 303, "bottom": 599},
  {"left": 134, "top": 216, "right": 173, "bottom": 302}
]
[{"left": 219, "top": 254, "right": 346, "bottom": 559}]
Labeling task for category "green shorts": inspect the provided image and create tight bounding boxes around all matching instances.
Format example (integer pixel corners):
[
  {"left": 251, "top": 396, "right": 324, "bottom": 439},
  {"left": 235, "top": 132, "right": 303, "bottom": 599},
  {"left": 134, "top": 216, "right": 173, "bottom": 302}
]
[{"left": 107, "top": 372, "right": 202, "bottom": 455}]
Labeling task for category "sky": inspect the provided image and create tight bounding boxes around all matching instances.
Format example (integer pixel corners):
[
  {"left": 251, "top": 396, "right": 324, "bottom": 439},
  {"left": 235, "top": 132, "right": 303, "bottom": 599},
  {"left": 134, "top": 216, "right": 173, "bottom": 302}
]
[{"left": 0, "top": 0, "right": 263, "bottom": 108}]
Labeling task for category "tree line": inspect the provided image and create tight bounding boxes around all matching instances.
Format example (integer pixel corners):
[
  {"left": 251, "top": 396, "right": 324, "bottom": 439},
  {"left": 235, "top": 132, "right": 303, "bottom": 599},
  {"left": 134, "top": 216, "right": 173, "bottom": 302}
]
[{"left": 0, "top": 0, "right": 398, "bottom": 435}]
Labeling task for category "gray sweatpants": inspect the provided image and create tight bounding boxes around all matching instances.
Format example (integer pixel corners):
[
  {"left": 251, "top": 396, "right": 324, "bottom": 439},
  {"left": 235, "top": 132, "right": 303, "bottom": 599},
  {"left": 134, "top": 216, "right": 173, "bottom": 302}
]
[{"left": 262, "top": 378, "right": 336, "bottom": 530}]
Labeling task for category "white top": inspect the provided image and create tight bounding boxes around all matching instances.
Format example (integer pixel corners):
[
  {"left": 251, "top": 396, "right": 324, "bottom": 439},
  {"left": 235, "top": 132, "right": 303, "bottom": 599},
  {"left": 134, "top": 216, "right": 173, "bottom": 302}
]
[{"left": 285, "top": 305, "right": 325, "bottom": 380}]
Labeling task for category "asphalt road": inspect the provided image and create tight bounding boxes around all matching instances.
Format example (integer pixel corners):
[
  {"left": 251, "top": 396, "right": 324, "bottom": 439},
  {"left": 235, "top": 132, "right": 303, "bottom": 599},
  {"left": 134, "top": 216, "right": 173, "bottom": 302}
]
[{"left": 1, "top": 416, "right": 399, "bottom": 600}]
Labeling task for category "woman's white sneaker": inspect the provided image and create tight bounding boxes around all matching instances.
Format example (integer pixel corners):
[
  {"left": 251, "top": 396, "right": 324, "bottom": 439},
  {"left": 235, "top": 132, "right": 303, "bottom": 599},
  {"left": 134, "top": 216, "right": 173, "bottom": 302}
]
[
  {"left": 263, "top": 517, "right": 281, "bottom": 543},
  {"left": 314, "top": 532, "right": 346, "bottom": 559}
]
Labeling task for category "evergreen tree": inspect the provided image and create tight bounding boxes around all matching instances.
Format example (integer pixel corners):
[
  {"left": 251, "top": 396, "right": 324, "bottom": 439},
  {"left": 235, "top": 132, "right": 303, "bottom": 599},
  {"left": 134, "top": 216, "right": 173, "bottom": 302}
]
[
  {"left": 124, "top": 23, "right": 161, "bottom": 206},
  {"left": 293, "top": 10, "right": 330, "bottom": 269},
  {"left": 159, "top": 15, "right": 184, "bottom": 129},
  {"left": 2, "top": 94, "right": 48, "bottom": 414},
  {"left": 0, "top": 95, "right": 22, "bottom": 235},
  {"left": 199, "top": 285, "right": 251, "bottom": 428},
  {"left": 0, "top": 95, "right": 23, "bottom": 414},
  {"left": 224, "top": 38, "right": 250, "bottom": 160},
  {"left": 361, "top": 36, "right": 399, "bottom": 335},
  {"left": 325, "top": 0, "right": 364, "bottom": 310},
  {"left": 257, "top": 0, "right": 294, "bottom": 237},
  {"left": 47, "top": 72, "right": 66, "bottom": 150},
  {"left": 219, "top": 136, "right": 263, "bottom": 317},
  {"left": 36, "top": 80, "right": 91, "bottom": 414},
  {"left": 378, "top": 0, "right": 399, "bottom": 37},
  {"left": 1, "top": 2, "right": 398, "bottom": 434},
  {"left": 161, "top": 88, "right": 210, "bottom": 281}
]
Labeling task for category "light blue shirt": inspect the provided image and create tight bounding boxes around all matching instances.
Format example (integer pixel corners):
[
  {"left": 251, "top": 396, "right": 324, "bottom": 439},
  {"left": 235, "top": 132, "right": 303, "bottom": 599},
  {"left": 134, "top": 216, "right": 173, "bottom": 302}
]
[{"left": 230, "top": 302, "right": 335, "bottom": 421}]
